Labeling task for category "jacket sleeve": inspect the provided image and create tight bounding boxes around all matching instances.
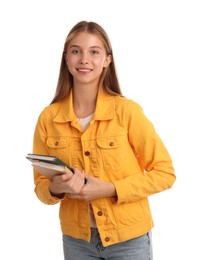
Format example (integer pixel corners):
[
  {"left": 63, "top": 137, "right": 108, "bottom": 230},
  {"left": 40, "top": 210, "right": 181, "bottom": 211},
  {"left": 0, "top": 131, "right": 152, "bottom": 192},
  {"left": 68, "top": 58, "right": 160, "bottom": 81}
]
[
  {"left": 32, "top": 109, "right": 65, "bottom": 205},
  {"left": 113, "top": 101, "right": 176, "bottom": 204}
]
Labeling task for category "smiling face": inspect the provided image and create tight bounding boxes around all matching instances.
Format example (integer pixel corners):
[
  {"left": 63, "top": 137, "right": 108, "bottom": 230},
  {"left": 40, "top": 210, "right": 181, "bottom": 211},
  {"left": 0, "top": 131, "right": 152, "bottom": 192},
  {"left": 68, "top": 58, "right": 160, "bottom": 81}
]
[{"left": 66, "top": 31, "right": 111, "bottom": 87}]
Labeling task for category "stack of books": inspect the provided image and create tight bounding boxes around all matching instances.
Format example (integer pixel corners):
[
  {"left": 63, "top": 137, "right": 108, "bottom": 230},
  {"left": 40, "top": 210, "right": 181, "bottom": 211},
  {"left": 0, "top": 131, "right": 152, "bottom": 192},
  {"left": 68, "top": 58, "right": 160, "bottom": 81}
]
[{"left": 26, "top": 153, "right": 73, "bottom": 179}]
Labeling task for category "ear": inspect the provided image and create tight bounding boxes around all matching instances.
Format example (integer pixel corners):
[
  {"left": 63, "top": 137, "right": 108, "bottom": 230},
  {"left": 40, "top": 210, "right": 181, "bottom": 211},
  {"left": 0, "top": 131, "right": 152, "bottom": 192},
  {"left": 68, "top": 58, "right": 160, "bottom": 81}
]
[{"left": 103, "top": 55, "right": 112, "bottom": 68}]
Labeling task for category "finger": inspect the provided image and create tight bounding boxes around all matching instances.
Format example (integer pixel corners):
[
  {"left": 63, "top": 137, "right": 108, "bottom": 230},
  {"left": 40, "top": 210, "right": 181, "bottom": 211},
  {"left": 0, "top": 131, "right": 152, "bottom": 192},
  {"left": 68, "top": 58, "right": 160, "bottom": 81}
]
[
  {"left": 53, "top": 173, "right": 70, "bottom": 183},
  {"left": 66, "top": 178, "right": 84, "bottom": 193}
]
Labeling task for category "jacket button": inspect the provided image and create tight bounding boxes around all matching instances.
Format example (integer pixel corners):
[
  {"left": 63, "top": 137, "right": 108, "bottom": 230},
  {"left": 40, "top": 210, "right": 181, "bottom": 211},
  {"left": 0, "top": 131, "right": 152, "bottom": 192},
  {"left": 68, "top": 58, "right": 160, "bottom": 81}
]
[
  {"left": 97, "top": 211, "right": 103, "bottom": 216},
  {"left": 85, "top": 151, "right": 90, "bottom": 156},
  {"left": 105, "top": 237, "right": 110, "bottom": 242},
  {"left": 55, "top": 141, "right": 59, "bottom": 146},
  {"left": 109, "top": 141, "right": 114, "bottom": 146}
]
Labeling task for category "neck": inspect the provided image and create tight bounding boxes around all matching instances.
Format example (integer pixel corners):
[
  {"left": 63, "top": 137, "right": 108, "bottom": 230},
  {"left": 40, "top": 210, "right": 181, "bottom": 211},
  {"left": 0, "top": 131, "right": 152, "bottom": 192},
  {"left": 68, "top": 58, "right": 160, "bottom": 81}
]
[{"left": 72, "top": 84, "right": 98, "bottom": 118}]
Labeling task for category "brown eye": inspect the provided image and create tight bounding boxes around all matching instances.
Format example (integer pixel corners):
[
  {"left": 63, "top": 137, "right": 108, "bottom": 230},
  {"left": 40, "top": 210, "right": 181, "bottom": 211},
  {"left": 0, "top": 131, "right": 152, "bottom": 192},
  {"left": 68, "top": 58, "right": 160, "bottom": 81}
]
[
  {"left": 91, "top": 50, "right": 99, "bottom": 55},
  {"left": 71, "top": 49, "right": 80, "bottom": 54}
]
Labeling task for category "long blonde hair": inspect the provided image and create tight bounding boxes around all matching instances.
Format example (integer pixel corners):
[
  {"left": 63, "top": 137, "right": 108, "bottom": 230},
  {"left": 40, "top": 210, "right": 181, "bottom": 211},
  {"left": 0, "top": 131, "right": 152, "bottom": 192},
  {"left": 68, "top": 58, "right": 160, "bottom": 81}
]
[{"left": 50, "top": 21, "right": 122, "bottom": 104}]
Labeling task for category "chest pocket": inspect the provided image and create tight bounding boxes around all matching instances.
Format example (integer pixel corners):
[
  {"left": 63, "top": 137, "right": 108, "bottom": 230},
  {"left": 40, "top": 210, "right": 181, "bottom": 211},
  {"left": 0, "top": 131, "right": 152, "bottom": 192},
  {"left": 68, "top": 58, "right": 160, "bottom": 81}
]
[
  {"left": 46, "top": 137, "right": 70, "bottom": 161},
  {"left": 96, "top": 136, "right": 127, "bottom": 172}
]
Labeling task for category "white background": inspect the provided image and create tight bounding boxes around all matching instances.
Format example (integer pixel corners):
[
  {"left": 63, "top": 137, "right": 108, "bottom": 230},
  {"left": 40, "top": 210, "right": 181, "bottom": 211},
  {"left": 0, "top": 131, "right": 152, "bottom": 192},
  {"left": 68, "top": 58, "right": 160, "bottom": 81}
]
[{"left": 0, "top": 0, "right": 197, "bottom": 259}]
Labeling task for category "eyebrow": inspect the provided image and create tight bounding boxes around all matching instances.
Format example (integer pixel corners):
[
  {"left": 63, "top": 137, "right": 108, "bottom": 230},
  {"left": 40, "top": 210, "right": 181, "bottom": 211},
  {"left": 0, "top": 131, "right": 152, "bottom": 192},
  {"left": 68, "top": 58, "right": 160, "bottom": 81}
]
[{"left": 69, "top": 45, "right": 103, "bottom": 49}]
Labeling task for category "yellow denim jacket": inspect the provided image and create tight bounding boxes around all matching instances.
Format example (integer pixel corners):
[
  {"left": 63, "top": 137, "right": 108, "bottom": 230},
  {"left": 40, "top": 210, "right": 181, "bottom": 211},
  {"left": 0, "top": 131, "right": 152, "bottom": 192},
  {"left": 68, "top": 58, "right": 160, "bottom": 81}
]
[{"left": 33, "top": 88, "right": 176, "bottom": 247}]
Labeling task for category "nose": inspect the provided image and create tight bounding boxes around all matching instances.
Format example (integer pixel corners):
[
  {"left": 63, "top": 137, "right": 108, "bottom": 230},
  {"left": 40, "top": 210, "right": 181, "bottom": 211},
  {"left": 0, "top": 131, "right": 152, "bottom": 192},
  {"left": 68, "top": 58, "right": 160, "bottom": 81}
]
[{"left": 80, "top": 52, "right": 89, "bottom": 64}]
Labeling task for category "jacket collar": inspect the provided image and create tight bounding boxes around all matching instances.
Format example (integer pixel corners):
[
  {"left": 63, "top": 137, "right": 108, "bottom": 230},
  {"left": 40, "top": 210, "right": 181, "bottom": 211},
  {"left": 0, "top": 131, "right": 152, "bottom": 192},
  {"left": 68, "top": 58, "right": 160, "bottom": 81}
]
[{"left": 53, "top": 88, "right": 115, "bottom": 123}]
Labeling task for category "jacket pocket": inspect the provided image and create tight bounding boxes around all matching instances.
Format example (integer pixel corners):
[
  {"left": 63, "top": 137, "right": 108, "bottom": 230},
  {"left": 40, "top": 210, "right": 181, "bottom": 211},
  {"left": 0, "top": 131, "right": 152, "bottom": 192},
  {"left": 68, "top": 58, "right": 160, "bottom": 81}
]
[
  {"left": 46, "top": 137, "right": 70, "bottom": 161},
  {"left": 96, "top": 135, "right": 127, "bottom": 172}
]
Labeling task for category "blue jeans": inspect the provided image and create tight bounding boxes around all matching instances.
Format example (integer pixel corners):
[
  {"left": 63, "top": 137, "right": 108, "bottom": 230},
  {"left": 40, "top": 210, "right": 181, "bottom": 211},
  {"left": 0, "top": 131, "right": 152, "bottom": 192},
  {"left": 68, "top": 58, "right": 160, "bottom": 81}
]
[{"left": 63, "top": 228, "right": 153, "bottom": 260}]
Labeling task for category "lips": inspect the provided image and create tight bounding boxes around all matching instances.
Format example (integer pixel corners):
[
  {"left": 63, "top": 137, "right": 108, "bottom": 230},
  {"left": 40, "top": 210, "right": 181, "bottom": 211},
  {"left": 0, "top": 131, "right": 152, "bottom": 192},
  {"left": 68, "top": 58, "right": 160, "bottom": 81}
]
[{"left": 77, "top": 68, "right": 92, "bottom": 72}]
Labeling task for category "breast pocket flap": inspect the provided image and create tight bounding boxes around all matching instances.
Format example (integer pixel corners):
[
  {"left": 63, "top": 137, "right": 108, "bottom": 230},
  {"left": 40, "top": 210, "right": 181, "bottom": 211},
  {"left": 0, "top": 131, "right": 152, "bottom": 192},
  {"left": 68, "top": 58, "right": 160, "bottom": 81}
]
[
  {"left": 46, "top": 138, "right": 69, "bottom": 149},
  {"left": 96, "top": 138, "right": 120, "bottom": 149}
]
